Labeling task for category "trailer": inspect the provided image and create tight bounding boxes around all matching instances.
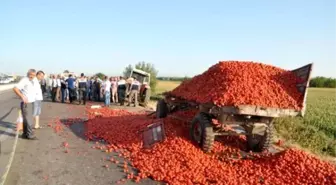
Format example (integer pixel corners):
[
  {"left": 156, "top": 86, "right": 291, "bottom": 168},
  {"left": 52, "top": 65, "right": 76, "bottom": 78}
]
[{"left": 155, "top": 63, "right": 313, "bottom": 153}]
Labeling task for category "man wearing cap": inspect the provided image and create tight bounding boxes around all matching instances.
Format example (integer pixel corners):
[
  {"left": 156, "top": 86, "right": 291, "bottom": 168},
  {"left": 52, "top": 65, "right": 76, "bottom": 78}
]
[
  {"left": 77, "top": 73, "right": 87, "bottom": 105},
  {"left": 13, "top": 69, "right": 38, "bottom": 140}
]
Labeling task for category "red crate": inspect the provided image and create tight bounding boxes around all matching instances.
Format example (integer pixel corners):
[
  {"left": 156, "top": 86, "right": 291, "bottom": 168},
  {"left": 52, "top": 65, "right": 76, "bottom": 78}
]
[{"left": 142, "top": 120, "right": 166, "bottom": 149}]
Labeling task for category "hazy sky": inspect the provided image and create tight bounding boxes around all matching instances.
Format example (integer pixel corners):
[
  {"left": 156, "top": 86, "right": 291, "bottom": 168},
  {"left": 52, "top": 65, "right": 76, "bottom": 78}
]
[{"left": 0, "top": 0, "right": 335, "bottom": 77}]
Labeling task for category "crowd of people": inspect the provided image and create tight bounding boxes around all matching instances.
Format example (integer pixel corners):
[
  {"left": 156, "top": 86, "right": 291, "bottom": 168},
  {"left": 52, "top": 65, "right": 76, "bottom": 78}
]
[
  {"left": 13, "top": 69, "right": 142, "bottom": 140},
  {"left": 42, "top": 73, "right": 141, "bottom": 107}
]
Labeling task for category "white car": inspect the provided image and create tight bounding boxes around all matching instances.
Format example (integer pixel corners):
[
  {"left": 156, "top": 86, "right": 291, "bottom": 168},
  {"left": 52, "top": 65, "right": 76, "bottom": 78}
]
[{"left": 0, "top": 78, "right": 11, "bottom": 84}]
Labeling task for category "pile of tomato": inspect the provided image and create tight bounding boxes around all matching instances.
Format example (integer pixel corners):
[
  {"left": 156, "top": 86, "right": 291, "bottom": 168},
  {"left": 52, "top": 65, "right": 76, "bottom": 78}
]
[
  {"left": 170, "top": 61, "right": 305, "bottom": 110},
  {"left": 84, "top": 108, "right": 336, "bottom": 185}
]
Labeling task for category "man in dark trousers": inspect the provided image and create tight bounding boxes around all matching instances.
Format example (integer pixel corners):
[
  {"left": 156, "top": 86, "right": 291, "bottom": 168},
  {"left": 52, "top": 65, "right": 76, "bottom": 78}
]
[
  {"left": 13, "top": 69, "right": 38, "bottom": 140},
  {"left": 117, "top": 76, "right": 126, "bottom": 105},
  {"left": 77, "top": 73, "right": 87, "bottom": 105},
  {"left": 66, "top": 74, "right": 75, "bottom": 103},
  {"left": 51, "top": 75, "right": 58, "bottom": 102},
  {"left": 94, "top": 77, "right": 101, "bottom": 102}
]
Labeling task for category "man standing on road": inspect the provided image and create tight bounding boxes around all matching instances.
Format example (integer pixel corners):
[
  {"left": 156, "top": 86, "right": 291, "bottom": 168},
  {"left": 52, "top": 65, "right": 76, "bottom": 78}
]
[
  {"left": 51, "top": 75, "right": 58, "bottom": 102},
  {"left": 94, "top": 77, "right": 101, "bottom": 102},
  {"left": 56, "top": 75, "right": 61, "bottom": 102},
  {"left": 60, "top": 77, "right": 67, "bottom": 103},
  {"left": 13, "top": 69, "right": 38, "bottom": 140},
  {"left": 103, "top": 76, "right": 111, "bottom": 107},
  {"left": 77, "top": 73, "right": 87, "bottom": 105},
  {"left": 66, "top": 74, "right": 75, "bottom": 103},
  {"left": 127, "top": 77, "right": 141, "bottom": 107},
  {"left": 111, "top": 77, "right": 118, "bottom": 103},
  {"left": 33, "top": 71, "right": 45, "bottom": 129},
  {"left": 40, "top": 78, "right": 46, "bottom": 95},
  {"left": 117, "top": 76, "right": 126, "bottom": 106}
]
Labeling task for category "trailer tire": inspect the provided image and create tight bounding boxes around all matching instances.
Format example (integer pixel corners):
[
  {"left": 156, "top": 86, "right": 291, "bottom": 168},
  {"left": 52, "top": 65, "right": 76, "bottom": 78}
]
[
  {"left": 190, "top": 113, "right": 215, "bottom": 153},
  {"left": 156, "top": 99, "right": 168, "bottom": 118},
  {"left": 247, "top": 121, "right": 274, "bottom": 152}
]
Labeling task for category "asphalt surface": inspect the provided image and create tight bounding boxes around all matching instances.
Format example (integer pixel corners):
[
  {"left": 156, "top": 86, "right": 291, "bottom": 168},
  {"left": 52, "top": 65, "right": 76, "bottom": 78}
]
[{"left": 0, "top": 91, "right": 157, "bottom": 185}]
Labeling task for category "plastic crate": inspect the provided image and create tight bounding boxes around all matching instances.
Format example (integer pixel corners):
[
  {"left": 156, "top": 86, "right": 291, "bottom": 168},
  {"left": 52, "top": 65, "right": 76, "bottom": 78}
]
[{"left": 142, "top": 120, "right": 166, "bottom": 149}]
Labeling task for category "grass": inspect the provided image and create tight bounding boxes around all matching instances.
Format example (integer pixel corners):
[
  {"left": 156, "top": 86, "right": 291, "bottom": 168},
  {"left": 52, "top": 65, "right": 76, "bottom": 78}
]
[
  {"left": 155, "top": 80, "right": 181, "bottom": 94},
  {"left": 153, "top": 81, "right": 336, "bottom": 157},
  {"left": 275, "top": 88, "right": 336, "bottom": 157},
  {"left": 151, "top": 80, "right": 181, "bottom": 100}
]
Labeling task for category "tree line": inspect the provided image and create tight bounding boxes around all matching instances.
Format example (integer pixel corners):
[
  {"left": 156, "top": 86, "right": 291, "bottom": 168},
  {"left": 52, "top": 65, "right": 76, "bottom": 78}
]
[
  {"left": 157, "top": 77, "right": 191, "bottom": 81},
  {"left": 309, "top": 77, "right": 336, "bottom": 88}
]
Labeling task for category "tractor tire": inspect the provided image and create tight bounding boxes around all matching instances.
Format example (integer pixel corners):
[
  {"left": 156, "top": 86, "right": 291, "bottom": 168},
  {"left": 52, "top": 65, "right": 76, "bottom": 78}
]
[
  {"left": 247, "top": 121, "right": 274, "bottom": 152},
  {"left": 143, "top": 88, "right": 151, "bottom": 107},
  {"left": 190, "top": 113, "right": 215, "bottom": 153},
  {"left": 156, "top": 99, "right": 168, "bottom": 118}
]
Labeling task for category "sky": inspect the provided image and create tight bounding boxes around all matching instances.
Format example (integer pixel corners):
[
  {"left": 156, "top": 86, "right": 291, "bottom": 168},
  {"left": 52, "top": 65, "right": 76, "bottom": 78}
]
[{"left": 0, "top": 0, "right": 335, "bottom": 77}]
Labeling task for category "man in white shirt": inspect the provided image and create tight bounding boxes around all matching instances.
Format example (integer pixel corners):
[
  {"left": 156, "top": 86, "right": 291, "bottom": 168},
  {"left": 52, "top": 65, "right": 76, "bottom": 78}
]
[
  {"left": 51, "top": 75, "right": 58, "bottom": 102},
  {"left": 77, "top": 73, "right": 88, "bottom": 105},
  {"left": 103, "top": 76, "right": 111, "bottom": 107},
  {"left": 13, "top": 69, "right": 38, "bottom": 140},
  {"left": 33, "top": 71, "right": 45, "bottom": 129}
]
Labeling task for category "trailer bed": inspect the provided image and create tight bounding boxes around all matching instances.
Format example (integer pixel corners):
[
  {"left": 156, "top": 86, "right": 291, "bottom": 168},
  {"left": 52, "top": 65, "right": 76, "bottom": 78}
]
[{"left": 165, "top": 63, "right": 313, "bottom": 118}]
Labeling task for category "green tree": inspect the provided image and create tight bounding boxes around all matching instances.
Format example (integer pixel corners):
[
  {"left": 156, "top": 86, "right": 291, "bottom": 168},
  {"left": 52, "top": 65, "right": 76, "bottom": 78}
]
[
  {"left": 123, "top": 61, "right": 159, "bottom": 92},
  {"left": 95, "top": 72, "right": 106, "bottom": 80},
  {"left": 123, "top": 64, "right": 133, "bottom": 77}
]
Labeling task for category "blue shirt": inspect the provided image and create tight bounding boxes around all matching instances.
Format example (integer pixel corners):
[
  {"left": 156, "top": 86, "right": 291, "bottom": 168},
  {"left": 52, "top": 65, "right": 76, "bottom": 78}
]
[{"left": 66, "top": 78, "right": 75, "bottom": 89}]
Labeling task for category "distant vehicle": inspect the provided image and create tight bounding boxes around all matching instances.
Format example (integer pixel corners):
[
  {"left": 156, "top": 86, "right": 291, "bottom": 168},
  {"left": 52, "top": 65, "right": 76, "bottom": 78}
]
[
  {"left": 7, "top": 75, "right": 15, "bottom": 82},
  {"left": 0, "top": 77, "right": 11, "bottom": 84}
]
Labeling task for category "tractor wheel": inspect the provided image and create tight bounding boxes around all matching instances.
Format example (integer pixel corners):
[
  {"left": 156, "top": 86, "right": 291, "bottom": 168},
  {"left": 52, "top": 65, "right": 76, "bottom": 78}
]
[
  {"left": 156, "top": 99, "right": 168, "bottom": 118},
  {"left": 247, "top": 121, "right": 274, "bottom": 152},
  {"left": 143, "top": 88, "right": 151, "bottom": 107},
  {"left": 190, "top": 113, "right": 215, "bottom": 153}
]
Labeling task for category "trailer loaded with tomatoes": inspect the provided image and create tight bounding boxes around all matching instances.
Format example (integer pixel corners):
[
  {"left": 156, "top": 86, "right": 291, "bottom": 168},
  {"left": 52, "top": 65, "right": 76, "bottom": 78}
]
[{"left": 156, "top": 61, "right": 313, "bottom": 153}]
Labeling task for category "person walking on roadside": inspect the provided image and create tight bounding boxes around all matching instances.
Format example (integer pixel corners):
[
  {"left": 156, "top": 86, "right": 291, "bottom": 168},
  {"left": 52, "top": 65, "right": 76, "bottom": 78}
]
[
  {"left": 13, "top": 69, "right": 38, "bottom": 140},
  {"left": 127, "top": 77, "right": 141, "bottom": 107},
  {"left": 117, "top": 76, "right": 126, "bottom": 106},
  {"left": 103, "top": 76, "right": 111, "bottom": 107},
  {"left": 66, "top": 74, "right": 75, "bottom": 103},
  {"left": 33, "top": 71, "right": 45, "bottom": 129},
  {"left": 77, "top": 73, "right": 87, "bottom": 105},
  {"left": 51, "top": 75, "right": 58, "bottom": 102},
  {"left": 60, "top": 77, "right": 67, "bottom": 103}
]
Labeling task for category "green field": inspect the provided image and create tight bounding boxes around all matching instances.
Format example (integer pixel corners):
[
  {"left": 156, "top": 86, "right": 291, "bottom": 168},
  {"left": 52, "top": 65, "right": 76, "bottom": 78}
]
[
  {"left": 275, "top": 88, "right": 336, "bottom": 157},
  {"left": 155, "top": 81, "right": 336, "bottom": 157}
]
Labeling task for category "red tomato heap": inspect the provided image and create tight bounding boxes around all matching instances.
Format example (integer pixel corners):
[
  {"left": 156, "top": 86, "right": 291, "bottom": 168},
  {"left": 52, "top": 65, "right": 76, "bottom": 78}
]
[
  {"left": 170, "top": 61, "right": 304, "bottom": 110},
  {"left": 84, "top": 108, "right": 336, "bottom": 185}
]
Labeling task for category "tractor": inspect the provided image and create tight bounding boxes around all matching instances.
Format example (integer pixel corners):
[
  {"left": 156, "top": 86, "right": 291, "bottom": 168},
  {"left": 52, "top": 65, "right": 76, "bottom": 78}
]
[{"left": 126, "top": 68, "right": 151, "bottom": 107}]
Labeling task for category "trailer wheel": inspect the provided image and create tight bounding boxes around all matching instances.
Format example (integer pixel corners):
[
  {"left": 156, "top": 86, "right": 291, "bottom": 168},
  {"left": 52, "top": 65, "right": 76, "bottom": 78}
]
[
  {"left": 190, "top": 113, "right": 215, "bottom": 153},
  {"left": 156, "top": 99, "right": 168, "bottom": 118},
  {"left": 247, "top": 122, "right": 274, "bottom": 152}
]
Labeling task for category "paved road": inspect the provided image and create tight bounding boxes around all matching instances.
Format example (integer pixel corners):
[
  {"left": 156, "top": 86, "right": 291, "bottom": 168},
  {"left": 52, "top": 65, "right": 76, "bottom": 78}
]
[{"left": 0, "top": 91, "right": 157, "bottom": 185}]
